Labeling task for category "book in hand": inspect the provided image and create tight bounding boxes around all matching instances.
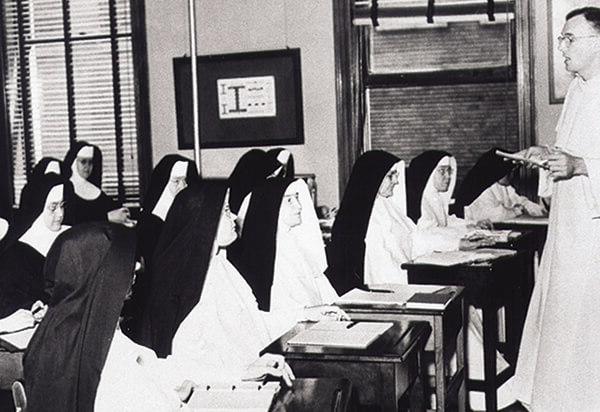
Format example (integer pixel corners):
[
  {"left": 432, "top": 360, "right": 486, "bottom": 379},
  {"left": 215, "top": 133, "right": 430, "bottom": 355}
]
[
  {"left": 286, "top": 320, "right": 394, "bottom": 350},
  {"left": 405, "top": 292, "right": 455, "bottom": 310}
]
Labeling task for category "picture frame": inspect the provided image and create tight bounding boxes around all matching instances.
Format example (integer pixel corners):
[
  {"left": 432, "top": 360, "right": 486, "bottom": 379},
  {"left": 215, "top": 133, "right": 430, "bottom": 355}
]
[
  {"left": 547, "top": 0, "right": 600, "bottom": 104},
  {"left": 173, "top": 48, "right": 305, "bottom": 149}
]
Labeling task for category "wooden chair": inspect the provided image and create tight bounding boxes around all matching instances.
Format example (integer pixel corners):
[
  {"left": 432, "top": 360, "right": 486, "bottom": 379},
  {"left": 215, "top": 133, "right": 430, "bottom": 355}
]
[{"left": 11, "top": 381, "right": 26, "bottom": 412}]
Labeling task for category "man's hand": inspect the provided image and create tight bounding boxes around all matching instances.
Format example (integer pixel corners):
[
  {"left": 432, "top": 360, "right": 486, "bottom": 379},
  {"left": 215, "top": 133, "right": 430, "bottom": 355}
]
[
  {"left": 512, "top": 146, "right": 551, "bottom": 169},
  {"left": 303, "top": 305, "right": 350, "bottom": 322},
  {"left": 547, "top": 149, "right": 587, "bottom": 181},
  {"left": 242, "top": 353, "right": 296, "bottom": 387}
]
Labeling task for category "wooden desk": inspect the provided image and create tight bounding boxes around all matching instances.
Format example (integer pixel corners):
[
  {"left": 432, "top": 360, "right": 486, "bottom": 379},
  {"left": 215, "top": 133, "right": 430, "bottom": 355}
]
[
  {"left": 270, "top": 378, "right": 353, "bottom": 412},
  {"left": 402, "top": 251, "right": 529, "bottom": 412},
  {"left": 338, "top": 285, "right": 466, "bottom": 412},
  {"left": 494, "top": 216, "right": 548, "bottom": 258},
  {"left": 262, "top": 321, "right": 431, "bottom": 411}
]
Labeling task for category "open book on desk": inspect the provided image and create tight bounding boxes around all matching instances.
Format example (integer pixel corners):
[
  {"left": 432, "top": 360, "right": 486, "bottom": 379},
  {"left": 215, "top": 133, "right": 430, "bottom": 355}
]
[
  {"left": 337, "top": 284, "right": 448, "bottom": 308},
  {"left": 186, "top": 381, "right": 280, "bottom": 411},
  {"left": 411, "top": 248, "right": 516, "bottom": 267},
  {"left": 286, "top": 320, "right": 394, "bottom": 350}
]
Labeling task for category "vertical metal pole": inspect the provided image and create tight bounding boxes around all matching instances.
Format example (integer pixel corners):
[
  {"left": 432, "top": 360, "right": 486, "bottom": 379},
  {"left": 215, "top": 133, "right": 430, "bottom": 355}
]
[{"left": 187, "top": 0, "right": 201, "bottom": 175}]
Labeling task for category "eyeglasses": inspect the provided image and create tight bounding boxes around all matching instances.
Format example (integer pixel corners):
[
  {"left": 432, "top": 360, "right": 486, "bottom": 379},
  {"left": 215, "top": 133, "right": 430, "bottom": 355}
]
[{"left": 557, "top": 34, "right": 600, "bottom": 46}]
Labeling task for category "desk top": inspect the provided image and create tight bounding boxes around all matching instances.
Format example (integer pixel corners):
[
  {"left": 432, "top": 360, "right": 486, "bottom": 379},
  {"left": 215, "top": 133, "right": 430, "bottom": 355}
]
[
  {"left": 402, "top": 248, "right": 517, "bottom": 270},
  {"left": 337, "top": 285, "right": 463, "bottom": 315},
  {"left": 262, "top": 321, "right": 431, "bottom": 363}
]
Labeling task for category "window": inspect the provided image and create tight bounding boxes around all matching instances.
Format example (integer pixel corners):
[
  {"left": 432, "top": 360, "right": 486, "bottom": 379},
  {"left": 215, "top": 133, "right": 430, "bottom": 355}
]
[
  {"left": 2, "top": 0, "right": 148, "bottom": 206},
  {"left": 363, "top": 7, "right": 519, "bottom": 185}
]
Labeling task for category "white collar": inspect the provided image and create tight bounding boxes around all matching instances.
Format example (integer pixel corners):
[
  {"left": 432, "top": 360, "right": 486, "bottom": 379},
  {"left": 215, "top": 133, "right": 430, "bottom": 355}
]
[
  {"left": 70, "top": 161, "right": 101, "bottom": 200},
  {"left": 19, "top": 216, "right": 69, "bottom": 256}
]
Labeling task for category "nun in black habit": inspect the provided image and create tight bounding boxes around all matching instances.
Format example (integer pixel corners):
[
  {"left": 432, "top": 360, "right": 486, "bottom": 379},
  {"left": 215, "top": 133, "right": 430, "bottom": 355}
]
[
  {"left": 23, "top": 222, "right": 196, "bottom": 412},
  {"left": 124, "top": 155, "right": 197, "bottom": 339},
  {"left": 237, "top": 178, "right": 344, "bottom": 337},
  {"left": 62, "top": 141, "right": 134, "bottom": 227},
  {"left": 227, "top": 148, "right": 282, "bottom": 268},
  {"left": 453, "top": 148, "right": 546, "bottom": 221},
  {"left": 18, "top": 157, "right": 65, "bottom": 208},
  {"left": 325, "top": 150, "right": 402, "bottom": 295},
  {"left": 136, "top": 154, "right": 198, "bottom": 266},
  {"left": 0, "top": 173, "right": 69, "bottom": 318},
  {"left": 141, "top": 180, "right": 295, "bottom": 384}
]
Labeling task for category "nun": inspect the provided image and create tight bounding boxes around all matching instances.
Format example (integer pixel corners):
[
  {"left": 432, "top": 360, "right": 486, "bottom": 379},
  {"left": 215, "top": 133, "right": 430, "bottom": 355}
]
[
  {"left": 0, "top": 173, "right": 69, "bottom": 318},
  {"left": 238, "top": 178, "right": 344, "bottom": 338},
  {"left": 326, "top": 150, "right": 411, "bottom": 293},
  {"left": 0, "top": 174, "right": 65, "bottom": 396},
  {"left": 18, "top": 157, "right": 64, "bottom": 208},
  {"left": 23, "top": 223, "right": 195, "bottom": 411},
  {"left": 141, "top": 180, "right": 295, "bottom": 387},
  {"left": 454, "top": 148, "right": 546, "bottom": 222},
  {"left": 62, "top": 141, "right": 134, "bottom": 227},
  {"left": 122, "top": 155, "right": 197, "bottom": 339},
  {"left": 136, "top": 154, "right": 198, "bottom": 267}
]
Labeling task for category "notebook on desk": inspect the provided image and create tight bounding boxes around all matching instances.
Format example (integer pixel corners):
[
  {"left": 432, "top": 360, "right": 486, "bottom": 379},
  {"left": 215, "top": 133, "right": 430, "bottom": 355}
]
[
  {"left": 186, "top": 381, "right": 280, "bottom": 411},
  {"left": 286, "top": 320, "right": 394, "bottom": 350},
  {"left": 405, "top": 292, "right": 455, "bottom": 310}
]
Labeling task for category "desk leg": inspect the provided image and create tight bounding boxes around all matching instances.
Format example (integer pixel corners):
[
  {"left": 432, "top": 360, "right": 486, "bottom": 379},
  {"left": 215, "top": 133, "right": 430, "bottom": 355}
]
[
  {"left": 433, "top": 316, "right": 446, "bottom": 411},
  {"left": 458, "top": 302, "right": 467, "bottom": 412},
  {"left": 482, "top": 306, "right": 498, "bottom": 411}
]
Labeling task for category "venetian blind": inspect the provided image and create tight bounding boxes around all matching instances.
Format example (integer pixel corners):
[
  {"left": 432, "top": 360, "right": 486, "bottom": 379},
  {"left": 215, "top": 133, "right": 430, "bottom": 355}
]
[
  {"left": 3, "top": 0, "right": 140, "bottom": 206},
  {"left": 365, "top": 18, "right": 518, "bottom": 187}
]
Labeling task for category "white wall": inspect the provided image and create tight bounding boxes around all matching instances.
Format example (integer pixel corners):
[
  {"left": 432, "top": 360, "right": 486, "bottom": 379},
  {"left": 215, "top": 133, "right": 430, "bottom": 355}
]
[
  {"left": 145, "top": 0, "right": 340, "bottom": 207},
  {"left": 532, "top": 1, "right": 564, "bottom": 146}
]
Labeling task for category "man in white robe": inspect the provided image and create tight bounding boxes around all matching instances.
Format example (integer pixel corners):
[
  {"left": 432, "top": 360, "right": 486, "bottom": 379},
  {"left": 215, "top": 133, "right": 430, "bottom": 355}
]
[{"left": 513, "top": 7, "right": 600, "bottom": 410}]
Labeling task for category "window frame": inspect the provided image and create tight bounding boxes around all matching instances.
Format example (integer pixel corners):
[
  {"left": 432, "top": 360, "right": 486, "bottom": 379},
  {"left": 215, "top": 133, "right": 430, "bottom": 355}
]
[{"left": 0, "top": 0, "right": 151, "bottom": 211}]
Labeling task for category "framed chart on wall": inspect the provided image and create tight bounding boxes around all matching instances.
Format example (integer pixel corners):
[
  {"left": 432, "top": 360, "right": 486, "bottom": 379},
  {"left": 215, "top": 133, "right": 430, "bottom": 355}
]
[
  {"left": 174, "top": 48, "right": 305, "bottom": 149},
  {"left": 547, "top": 0, "right": 600, "bottom": 104}
]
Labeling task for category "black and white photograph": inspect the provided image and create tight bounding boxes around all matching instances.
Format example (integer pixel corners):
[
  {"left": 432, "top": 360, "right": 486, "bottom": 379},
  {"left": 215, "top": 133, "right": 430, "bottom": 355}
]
[{"left": 1, "top": 0, "right": 600, "bottom": 411}]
